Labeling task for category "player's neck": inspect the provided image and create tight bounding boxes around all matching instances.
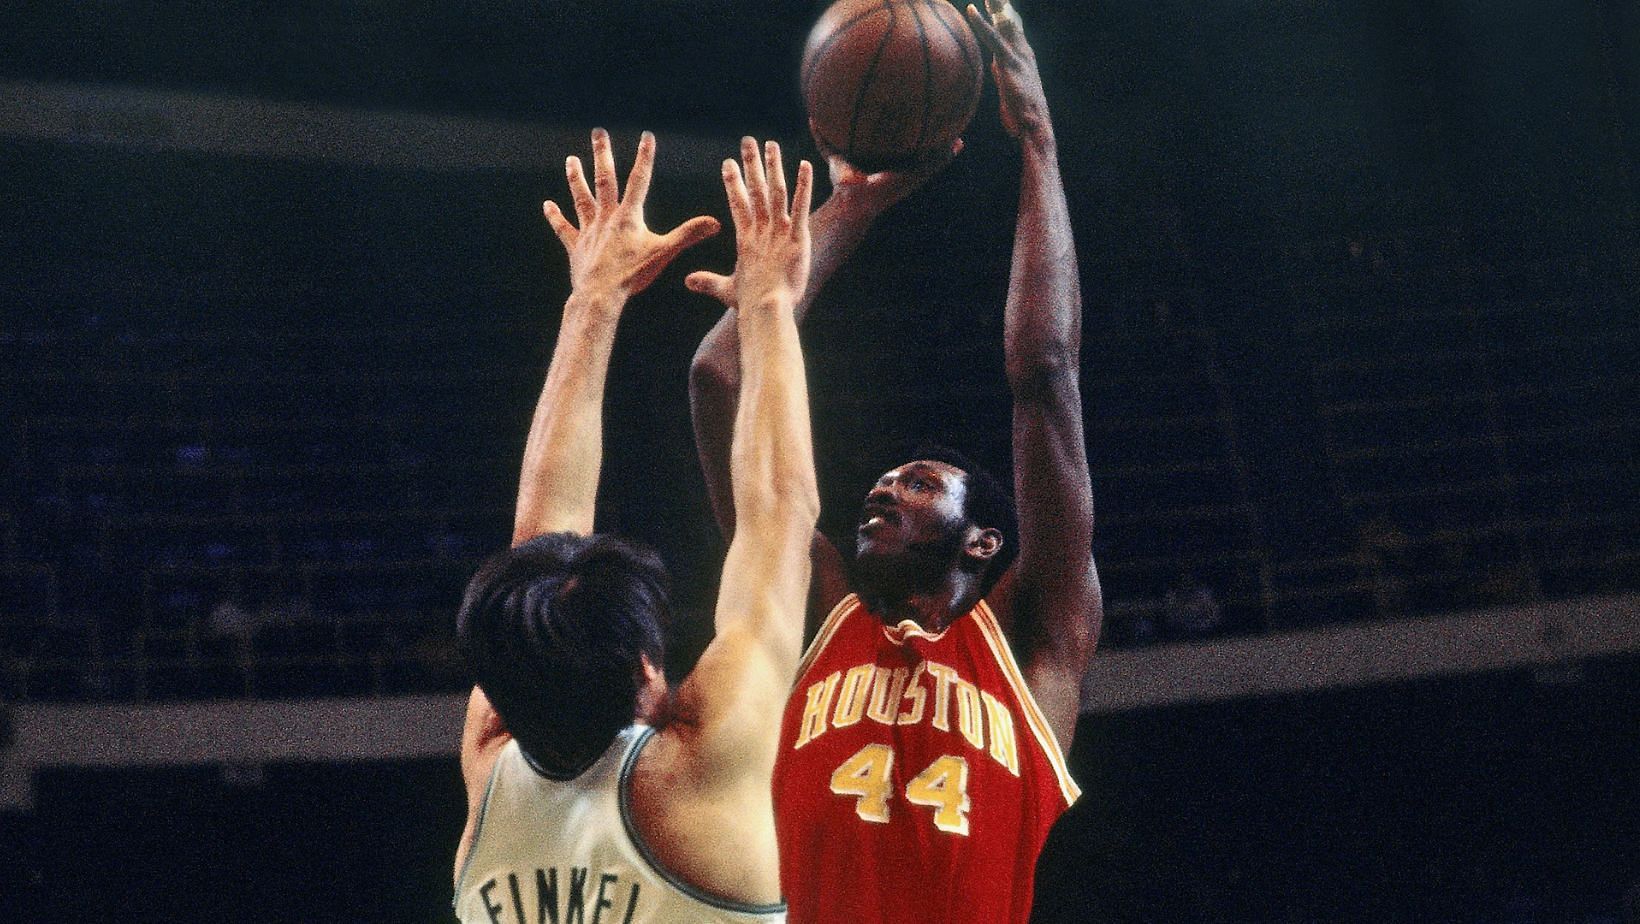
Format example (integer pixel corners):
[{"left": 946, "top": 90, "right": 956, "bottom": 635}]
[{"left": 866, "top": 575, "right": 983, "bottom": 633}]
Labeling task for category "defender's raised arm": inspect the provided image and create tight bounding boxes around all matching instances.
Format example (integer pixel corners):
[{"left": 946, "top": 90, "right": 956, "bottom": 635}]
[
  {"left": 455, "top": 129, "right": 718, "bottom": 894},
  {"left": 514, "top": 128, "right": 720, "bottom": 543},
  {"left": 676, "top": 138, "right": 820, "bottom": 777}
]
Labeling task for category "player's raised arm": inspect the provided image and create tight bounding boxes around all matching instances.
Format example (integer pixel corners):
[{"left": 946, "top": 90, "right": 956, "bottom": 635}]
[
  {"left": 513, "top": 128, "right": 720, "bottom": 544},
  {"left": 967, "top": 0, "right": 1102, "bottom": 751},
  {"left": 675, "top": 138, "right": 820, "bottom": 776},
  {"left": 458, "top": 129, "right": 718, "bottom": 865},
  {"left": 686, "top": 146, "right": 959, "bottom": 622}
]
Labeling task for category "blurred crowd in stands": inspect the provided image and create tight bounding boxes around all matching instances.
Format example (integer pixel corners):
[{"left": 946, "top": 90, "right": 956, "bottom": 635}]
[{"left": 3, "top": 231, "right": 1635, "bottom": 701}]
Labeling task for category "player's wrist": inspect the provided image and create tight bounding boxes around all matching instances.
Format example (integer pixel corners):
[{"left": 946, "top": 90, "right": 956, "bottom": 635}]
[
  {"left": 1018, "top": 119, "right": 1057, "bottom": 158},
  {"left": 824, "top": 182, "right": 893, "bottom": 222},
  {"left": 736, "top": 288, "right": 799, "bottom": 315},
  {"left": 565, "top": 286, "right": 629, "bottom": 319}
]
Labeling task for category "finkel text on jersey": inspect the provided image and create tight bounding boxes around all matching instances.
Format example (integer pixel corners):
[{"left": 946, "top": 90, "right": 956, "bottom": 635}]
[{"left": 474, "top": 866, "right": 640, "bottom": 924}]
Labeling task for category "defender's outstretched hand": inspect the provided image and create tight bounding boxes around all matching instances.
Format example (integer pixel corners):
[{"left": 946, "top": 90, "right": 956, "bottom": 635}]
[
  {"left": 544, "top": 129, "right": 721, "bottom": 301},
  {"left": 686, "top": 137, "right": 813, "bottom": 311},
  {"left": 965, "top": 0, "right": 1051, "bottom": 142}
]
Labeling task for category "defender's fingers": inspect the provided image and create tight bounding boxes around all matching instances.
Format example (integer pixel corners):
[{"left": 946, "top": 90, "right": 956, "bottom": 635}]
[
  {"left": 543, "top": 200, "right": 578, "bottom": 249},
  {"left": 659, "top": 215, "right": 722, "bottom": 258},
  {"left": 684, "top": 270, "right": 734, "bottom": 303},
  {"left": 721, "top": 158, "right": 753, "bottom": 233},
  {"left": 791, "top": 159, "right": 814, "bottom": 228},
  {"left": 765, "top": 140, "right": 788, "bottom": 220},
  {"left": 741, "top": 136, "right": 770, "bottom": 224},
  {"left": 566, "top": 156, "right": 597, "bottom": 225},
  {"left": 623, "top": 131, "right": 657, "bottom": 213},
  {"left": 591, "top": 128, "right": 620, "bottom": 210}
]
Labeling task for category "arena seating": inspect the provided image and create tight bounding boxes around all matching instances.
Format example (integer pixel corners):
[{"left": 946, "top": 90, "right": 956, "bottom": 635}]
[{"left": 2, "top": 234, "right": 1635, "bottom": 701}]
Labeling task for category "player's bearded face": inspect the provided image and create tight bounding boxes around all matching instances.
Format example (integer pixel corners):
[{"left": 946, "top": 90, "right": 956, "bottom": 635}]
[{"left": 853, "top": 461, "right": 970, "bottom": 593}]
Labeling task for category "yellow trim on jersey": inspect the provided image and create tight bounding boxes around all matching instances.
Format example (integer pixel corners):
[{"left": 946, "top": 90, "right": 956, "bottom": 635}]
[
  {"left": 793, "top": 592, "right": 861, "bottom": 684},
  {"left": 970, "top": 600, "right": 1082, "bottom": 806}
]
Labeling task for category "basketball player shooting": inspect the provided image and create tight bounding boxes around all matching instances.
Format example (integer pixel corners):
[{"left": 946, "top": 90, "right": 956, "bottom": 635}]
[
  {"left": 452, "top": 130, "right": 818, "bottom": 923},
  {"left": 686, "top": 2, "right": 1100, "bottom": 921}
]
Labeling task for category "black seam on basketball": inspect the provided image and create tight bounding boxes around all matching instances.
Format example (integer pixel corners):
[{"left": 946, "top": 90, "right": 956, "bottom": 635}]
[
  {"left": 910, "top": 0, "right": 935, "bottom": 152},
  {"left": 811, "top": 119, "right": 846, "bottom": 159},
  {"left": 846, "top": 0, "right": 899, "bottom": 161},
  {"left": 801, "top": 4, "right": 890, "bottom": 97},
  {"left": 924, "top": 0, "right": 981, "bottom": 97}
]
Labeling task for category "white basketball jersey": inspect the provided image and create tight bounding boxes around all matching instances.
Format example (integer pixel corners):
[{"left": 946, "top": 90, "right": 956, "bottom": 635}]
[{"left": 454, "top": 725, "right": 786, "bottom": 924}]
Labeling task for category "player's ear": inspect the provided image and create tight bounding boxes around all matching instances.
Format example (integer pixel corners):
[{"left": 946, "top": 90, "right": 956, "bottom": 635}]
[
  {"left": 967, "top": 526, "right": 1003, "bottom": 563},
  {"left": 634, "top": 655, "right": 668, "bottom": 723},
  {"left": 638, "top": 653, "right": 665, "bottom": 686}
]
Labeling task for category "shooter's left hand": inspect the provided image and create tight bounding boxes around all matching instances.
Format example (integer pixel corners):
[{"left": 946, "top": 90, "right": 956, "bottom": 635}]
[{"left": 965, "top": 0, "right": 1052, "bottom": 144}]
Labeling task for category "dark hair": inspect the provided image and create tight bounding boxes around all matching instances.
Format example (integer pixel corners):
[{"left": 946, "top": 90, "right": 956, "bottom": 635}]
[
  {"left": 456, "top": 532, "right": 668, "bottom": 777},
  {"left": 895, "top": 441, "right": 1019, "bottom": 595}
]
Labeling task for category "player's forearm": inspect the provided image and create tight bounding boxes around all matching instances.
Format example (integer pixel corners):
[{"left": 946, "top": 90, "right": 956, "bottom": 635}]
[
  {"left": 730, "top": 295, "right": 821, "bottom": 538},
  {"left": 807, "top": 187, "right": 885, "bottom": 303},
  {"left": 688, "top": 188, "right": 877, "bottom": 533},
  {"left": 692, "top": 186, "right": 883, "bottom": 383},
  {"left": 512, "top": 291, "right": 625, "bottom": 543},
  {"left": 1004, "top": 127, "right": 1096, "bottom": 572},
  {"left": 715, "top": 294, "right": 819, "bottom": 664},
  {"left": 1003, "top": 136, "right": 1082, "bottom": 395}
]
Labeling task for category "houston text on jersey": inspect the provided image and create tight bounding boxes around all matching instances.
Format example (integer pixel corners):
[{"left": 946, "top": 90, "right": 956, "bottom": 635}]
[{"left": 790, "top": 658, "right": 1021, "bottom": 775}]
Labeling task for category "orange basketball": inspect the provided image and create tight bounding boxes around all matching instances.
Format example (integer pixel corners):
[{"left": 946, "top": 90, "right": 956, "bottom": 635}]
[{"left": 801, "top": 0, "right": 983, "bottom": 173}]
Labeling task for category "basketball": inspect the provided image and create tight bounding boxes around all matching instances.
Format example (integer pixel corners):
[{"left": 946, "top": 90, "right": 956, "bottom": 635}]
[{"left": 801, "top": 0, "right": 983, "bottom": 173}]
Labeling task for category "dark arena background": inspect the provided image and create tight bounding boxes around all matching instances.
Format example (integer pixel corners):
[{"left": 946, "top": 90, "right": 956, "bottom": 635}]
[{"left": 2, "top": 1, "right": 1637, "bottom": 921}]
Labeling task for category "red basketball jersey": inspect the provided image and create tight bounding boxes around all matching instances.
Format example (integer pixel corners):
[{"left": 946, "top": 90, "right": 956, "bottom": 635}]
[{"left": 773, "top": 593, "right": 1080, "bottom": 923}]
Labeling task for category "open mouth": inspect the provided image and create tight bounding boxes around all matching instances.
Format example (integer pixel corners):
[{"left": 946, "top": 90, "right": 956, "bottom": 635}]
[{"left": 859, "top": 504, "right": 899, "bottom": 530}]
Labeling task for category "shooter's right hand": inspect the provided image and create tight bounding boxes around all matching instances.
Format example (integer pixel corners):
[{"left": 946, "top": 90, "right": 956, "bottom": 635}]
[{"left": 824, "top": 136, "right": 964, "bottom": 218}]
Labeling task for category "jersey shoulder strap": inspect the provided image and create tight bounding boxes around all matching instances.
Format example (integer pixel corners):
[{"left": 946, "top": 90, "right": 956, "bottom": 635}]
[
  {"left": 970, "top": 599, "right": 1082, "bottom": 806},
  {"left": 794, "top": 592, "right": 862, "bottom": 680}
]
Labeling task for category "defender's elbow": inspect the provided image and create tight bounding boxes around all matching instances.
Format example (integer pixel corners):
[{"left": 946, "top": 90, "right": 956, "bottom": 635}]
[
  {"left": 797, "top": 486, "right": 822, "bottom": 530},
  {"left": 688, "top": 346, "right": 736, "bottom": 399}
]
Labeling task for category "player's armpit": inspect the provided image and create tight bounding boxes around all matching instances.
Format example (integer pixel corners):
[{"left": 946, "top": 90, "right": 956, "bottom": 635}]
[
  {"left": 667, "top": 620, "right": 800, "bottom": 783},
  {"left": 454, "top": 685, "right": 510, "bottom": 886},
  {"left": 459, "top": 686, "right": 509, "bottom": 795}
]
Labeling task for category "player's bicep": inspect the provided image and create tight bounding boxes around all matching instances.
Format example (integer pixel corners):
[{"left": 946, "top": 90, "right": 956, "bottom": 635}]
[
  {"left": 1010, "top": 374, "right": 1100, "bottom": 618},
  {"left": 1011, "top": 377, "right": 1094, "bottom": 574},
  {"left": 1009, "top": 383, "right": 1102, "bottom": 748},
  {"left": 1018, "top": 567, "right": 1102, "bottom": 752},
  {"left": 675, "top": 528, "right": 810, "bottom": 773},
  {"left": 717, "top": 521, "right": 811, "bottom": 666}
]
